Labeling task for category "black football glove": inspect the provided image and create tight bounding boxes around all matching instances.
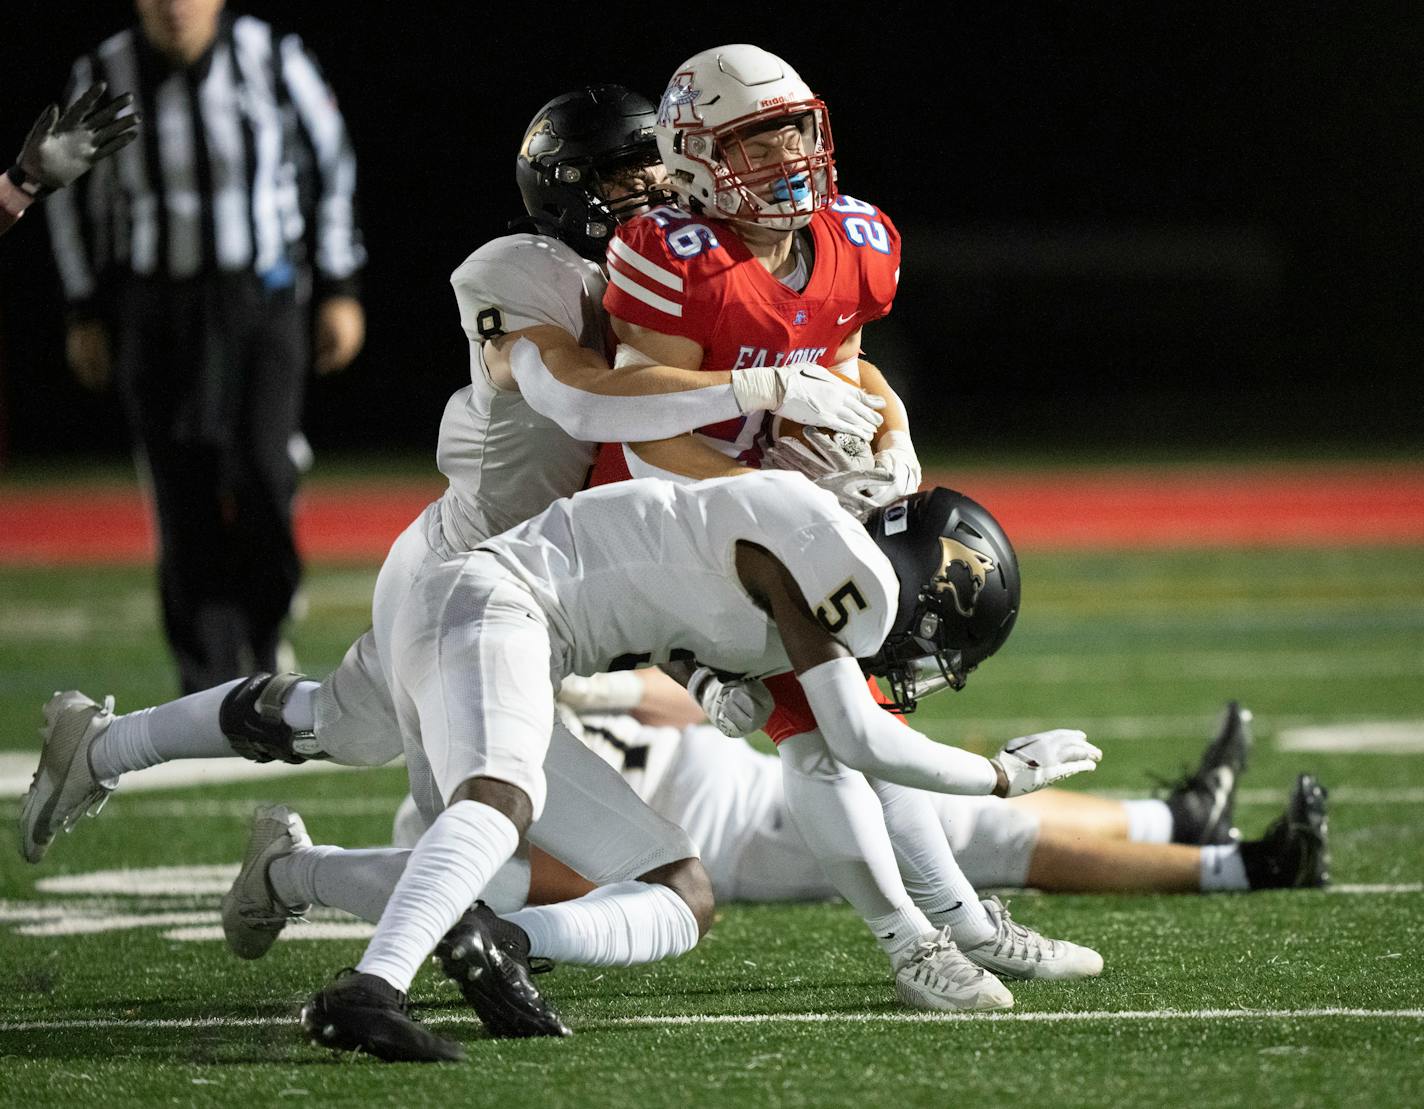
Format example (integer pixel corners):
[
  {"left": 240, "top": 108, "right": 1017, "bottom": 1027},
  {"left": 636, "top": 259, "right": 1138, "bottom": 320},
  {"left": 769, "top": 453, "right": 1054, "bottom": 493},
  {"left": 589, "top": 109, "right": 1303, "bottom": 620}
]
[{"left": 7, "top": 81, "right": 140, "bottom": 198}]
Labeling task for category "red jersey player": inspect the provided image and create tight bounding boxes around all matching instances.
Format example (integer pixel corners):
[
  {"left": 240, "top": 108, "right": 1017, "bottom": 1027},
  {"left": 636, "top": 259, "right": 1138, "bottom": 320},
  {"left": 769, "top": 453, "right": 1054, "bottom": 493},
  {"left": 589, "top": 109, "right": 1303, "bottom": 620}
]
[
  {"left": 594, "top": 44, "right": 1102, "bottom": 1003},
  {"left": 597, "top": 44, "right": 917, "bottom": 744},
  {"left": 596, "top": 50, "right": 916, "bottom": 498}
]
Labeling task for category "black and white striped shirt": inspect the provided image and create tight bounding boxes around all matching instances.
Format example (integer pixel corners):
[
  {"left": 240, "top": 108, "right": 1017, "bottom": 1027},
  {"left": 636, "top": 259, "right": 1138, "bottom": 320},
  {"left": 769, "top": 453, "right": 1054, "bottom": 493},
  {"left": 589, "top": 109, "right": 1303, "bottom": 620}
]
[{"left": 47, "top": 13, "right": 364, "bottom": 313}]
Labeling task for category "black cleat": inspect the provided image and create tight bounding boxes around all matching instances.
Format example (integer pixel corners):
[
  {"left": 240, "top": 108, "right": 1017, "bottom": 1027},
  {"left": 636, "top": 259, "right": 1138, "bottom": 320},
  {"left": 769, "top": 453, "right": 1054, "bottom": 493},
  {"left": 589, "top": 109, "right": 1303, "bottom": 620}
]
[
  {"left": 1241, "top": 774, "right": 1331, "bottom": 890},
  {"left": 435, "top": 902, "right": 571, "bottom": 1038},
  {"left": 1164, "top": 701, "right": 1254, "bottom": 845},
  {"left": 301, "top": 970, "right": 465, "bottom": 1062}
]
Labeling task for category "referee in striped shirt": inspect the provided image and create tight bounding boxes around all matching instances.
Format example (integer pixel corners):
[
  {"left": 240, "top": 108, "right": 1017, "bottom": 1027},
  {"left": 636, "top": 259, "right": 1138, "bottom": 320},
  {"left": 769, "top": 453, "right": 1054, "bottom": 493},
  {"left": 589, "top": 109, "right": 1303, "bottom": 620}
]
[{"left": 47, "top": 0, "right": 366, "bottom": 693}]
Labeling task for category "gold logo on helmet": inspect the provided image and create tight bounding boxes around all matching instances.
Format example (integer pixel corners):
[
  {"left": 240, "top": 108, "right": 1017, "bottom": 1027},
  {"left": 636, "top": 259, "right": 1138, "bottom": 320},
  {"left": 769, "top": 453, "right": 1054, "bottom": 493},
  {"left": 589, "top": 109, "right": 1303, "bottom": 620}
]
[
  {"left": 931, "top": 538, "right": 997, "bottom": 618},
  {"left": 521, "top": 117, "right": 562, "bottom": 161}
]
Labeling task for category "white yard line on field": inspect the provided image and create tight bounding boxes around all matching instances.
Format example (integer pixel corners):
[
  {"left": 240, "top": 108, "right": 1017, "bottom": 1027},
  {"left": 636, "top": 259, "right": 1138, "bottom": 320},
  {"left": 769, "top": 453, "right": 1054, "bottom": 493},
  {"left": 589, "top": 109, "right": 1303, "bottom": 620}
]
[
  {"left": 1325, "top": 884, "right": 1424, "bottom": 894},
  {"left": 1277, "top": 721, "right": 1424, "bottom": 754},
  {"left": 0, "top": 752, "right": 368, "bottom": 798},
  {"left": 2, "top": 1008, "right": 1423, "bottom": 1034}
]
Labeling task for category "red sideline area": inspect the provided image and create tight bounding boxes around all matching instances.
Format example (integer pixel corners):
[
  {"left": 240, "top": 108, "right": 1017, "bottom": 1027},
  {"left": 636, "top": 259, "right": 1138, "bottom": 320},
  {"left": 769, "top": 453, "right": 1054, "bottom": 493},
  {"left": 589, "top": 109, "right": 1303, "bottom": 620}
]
[{"left": 1, "top": 463, "right": 1422, "bottom": 565}]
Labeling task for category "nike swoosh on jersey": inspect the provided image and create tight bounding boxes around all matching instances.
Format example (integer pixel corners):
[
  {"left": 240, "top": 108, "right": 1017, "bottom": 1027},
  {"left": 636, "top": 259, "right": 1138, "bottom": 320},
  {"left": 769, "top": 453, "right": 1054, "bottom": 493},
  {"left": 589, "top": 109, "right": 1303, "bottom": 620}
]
[{"left": 837, "top": 311, "right": 858, "bottom": 324}]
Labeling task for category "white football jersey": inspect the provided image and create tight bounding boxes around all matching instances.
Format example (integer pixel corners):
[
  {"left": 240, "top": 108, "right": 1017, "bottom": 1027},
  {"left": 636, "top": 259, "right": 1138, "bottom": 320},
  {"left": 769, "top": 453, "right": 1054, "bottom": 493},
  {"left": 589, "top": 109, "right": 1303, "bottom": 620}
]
[
  {"left": 437, "top": 233, "right": 607, "bottom": 550},
  {"left": 478, "top": 470, "right": 900, "bottom": 679}
]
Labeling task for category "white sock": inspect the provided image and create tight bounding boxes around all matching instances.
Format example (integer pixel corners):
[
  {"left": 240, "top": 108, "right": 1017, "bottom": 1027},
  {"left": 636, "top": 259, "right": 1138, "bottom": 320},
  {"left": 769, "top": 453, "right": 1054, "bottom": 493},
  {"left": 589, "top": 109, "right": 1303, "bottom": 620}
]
[
  {"left": 779, "top": 732, "right": 908, "bottom": 921},
  {"left": 1200, "top": 844, "right": 1250, "bottom": 891},
  {"left": 356, "top": 800, "right": 519, "bottom": 992},
  {"left": 506, "top": 881, "right": 699, "bottom": 967},
  {"left": 1123, "top": 798, "right": 1175, "bottom": 843},
  {"left": 871, "top": 778, "right": 995, "bottom": 948},
  {"left": 280, "top": 680, "right": 320, "bottom": 731},
  {"left": 90, "top": 678, "right": 244, "bottom": 780},
  {"left": 865, "top": 902, "right": 935, "bottom": 967},
  {"left": 271, "top": 845, "right": 409, "bottom": 923},
  {"left": 272, "top": 845, "right": 531, "bottom": 924}
]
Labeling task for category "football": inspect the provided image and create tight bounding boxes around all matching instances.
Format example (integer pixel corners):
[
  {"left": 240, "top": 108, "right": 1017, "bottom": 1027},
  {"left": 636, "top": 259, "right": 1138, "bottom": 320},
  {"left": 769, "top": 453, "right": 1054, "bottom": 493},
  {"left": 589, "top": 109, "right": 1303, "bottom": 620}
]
[{"left": 767, "top": 366, "right": 876, "bottom": 471}]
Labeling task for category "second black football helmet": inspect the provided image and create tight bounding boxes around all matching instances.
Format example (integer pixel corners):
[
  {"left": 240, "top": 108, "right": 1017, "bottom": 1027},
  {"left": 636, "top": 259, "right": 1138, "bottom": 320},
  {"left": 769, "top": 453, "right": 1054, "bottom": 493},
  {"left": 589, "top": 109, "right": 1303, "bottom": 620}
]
[
  {"left": 863, "top": 488, "right": 1021, "bottom": 711},
  {"left": 514, "top": 85, "right": 670, "bottom": 260}
]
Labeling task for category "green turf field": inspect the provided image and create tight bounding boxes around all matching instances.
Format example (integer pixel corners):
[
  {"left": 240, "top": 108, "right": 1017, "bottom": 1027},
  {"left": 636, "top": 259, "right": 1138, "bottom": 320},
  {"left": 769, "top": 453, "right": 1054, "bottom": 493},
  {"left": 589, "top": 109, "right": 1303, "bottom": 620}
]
[{"left": 2, "top": 546, "right": 1422, "bottom": 1107}]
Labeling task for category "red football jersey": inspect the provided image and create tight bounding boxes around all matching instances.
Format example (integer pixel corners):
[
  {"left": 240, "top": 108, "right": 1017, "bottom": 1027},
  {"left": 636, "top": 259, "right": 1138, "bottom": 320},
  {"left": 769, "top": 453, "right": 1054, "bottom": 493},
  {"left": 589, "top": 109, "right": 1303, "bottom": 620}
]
[
  {"left": 593, "top": 196, "right": 901, "bottom": 483},
  {"left": 596, "top": 197, "right": 905, "bottom": 743}
]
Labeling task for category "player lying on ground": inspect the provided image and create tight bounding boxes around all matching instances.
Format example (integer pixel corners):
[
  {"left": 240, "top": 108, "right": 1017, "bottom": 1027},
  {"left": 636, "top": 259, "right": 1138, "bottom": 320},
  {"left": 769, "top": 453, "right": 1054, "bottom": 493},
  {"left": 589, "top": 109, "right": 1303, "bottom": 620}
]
[
  {"left": 208, "top": 692, "right": 1323, "bottom": 1032},
  {"left": 21, "top": 474, "right": 1102, "bottom": 1060},
  {"left": 485, "top": 690, "right": 1329, "bottom": 901},
  {"left": 209, "top": 682, "right": 1323, "bottom": 1017}
]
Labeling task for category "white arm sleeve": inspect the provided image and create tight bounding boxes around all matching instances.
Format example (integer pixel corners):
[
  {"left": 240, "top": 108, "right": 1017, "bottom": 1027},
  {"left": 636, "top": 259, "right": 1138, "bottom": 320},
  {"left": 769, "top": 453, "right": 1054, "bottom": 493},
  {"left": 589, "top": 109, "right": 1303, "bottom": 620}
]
[
  {"left": 509, "top": 338, "right": 742, "bottom": 443},
  {"left": 555, "top": 671, "right": 645, "bottom": 714},
  {"left": 798, "top": 657, "right": 998, "bottom": 796}
]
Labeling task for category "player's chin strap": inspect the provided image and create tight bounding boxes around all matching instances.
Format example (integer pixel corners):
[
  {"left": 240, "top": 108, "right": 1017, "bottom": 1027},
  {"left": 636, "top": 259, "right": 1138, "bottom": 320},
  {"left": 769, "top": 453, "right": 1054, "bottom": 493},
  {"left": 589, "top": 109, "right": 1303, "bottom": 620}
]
[{"left": 219, "top": 672, "right": 329, "bottom": 765}]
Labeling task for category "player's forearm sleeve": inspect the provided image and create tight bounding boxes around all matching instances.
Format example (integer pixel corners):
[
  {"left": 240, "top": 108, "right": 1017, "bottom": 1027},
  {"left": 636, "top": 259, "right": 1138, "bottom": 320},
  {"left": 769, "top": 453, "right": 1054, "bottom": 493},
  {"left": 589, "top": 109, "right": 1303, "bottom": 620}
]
[
  {"left": 797, "top": 657, "right": 998, "bottom": 796},
  {"left": 509, "top": 337, "right": 742, "bottom": 443}
]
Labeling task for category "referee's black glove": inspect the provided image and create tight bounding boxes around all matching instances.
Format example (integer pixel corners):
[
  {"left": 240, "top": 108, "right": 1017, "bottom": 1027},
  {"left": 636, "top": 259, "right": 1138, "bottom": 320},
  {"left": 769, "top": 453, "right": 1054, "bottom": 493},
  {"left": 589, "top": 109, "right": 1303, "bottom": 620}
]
[{"left": 7, "top": 81, "right": 140, "bottom": 198}]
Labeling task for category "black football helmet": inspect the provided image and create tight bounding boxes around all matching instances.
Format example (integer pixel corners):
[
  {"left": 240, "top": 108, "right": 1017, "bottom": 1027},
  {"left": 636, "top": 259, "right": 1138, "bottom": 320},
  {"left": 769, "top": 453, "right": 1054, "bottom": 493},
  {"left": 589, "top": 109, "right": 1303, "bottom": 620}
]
[
  {"left": 863, "top": 488, "right": 1021, "bottom": 712},
  {"left": 514, "top": 85, "right": 671, "bottom": 260}
]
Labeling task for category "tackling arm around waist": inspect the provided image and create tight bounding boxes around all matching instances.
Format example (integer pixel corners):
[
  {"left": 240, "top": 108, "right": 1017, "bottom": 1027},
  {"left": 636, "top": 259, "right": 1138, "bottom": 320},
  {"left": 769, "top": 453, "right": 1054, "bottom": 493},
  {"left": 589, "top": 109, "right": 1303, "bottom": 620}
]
[{"left": 503, "top": 324, "right": 744, "bottom": 442}]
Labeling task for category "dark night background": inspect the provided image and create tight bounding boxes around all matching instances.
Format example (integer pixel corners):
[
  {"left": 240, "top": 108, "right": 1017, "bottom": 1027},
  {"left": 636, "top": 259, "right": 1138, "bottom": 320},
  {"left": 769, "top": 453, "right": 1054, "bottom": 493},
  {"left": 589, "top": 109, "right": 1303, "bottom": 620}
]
[{"left": 2, "top": 2, "right": 1420, "bottom": 470}]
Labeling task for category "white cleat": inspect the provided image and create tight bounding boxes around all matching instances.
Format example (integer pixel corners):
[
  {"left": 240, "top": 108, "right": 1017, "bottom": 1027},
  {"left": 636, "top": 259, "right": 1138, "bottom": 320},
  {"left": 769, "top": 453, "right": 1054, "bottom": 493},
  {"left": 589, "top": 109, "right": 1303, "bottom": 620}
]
[
  {"left": 18, "top": 690, "right": 119, "bottom": 864},
  {"left": 222, "top": 804, "right": 312, "bottom": 959},
  {"left": 894, "top": 927, "right": 1014, "bottom": 1011},
  {"left": 961, "top": 897, "right": 1104, "bottom": 981}
]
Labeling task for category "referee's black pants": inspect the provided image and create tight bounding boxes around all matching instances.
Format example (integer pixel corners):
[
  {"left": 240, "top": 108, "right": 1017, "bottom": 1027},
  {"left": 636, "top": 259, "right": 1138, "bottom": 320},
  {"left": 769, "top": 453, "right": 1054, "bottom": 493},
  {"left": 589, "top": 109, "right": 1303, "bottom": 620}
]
[{"left": 112, "top": 272, "right": 306, "bottom": 694}]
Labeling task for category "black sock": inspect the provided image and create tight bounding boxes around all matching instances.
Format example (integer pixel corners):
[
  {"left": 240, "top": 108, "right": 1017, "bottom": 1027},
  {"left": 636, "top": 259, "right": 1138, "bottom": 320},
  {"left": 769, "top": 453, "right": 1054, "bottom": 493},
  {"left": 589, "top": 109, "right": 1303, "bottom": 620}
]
[{"left": 1240, "top": 835, "right": 1285, "bottom": 890}]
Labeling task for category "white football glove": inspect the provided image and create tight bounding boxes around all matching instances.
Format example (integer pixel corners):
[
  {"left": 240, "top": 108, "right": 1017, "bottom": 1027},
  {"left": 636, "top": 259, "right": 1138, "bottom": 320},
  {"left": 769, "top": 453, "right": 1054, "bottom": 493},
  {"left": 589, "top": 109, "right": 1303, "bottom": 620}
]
[
  {"left": 809, "top": 467, "right": 897, "bottom": 521},
  {"left": 990, "top": 729, "right": 1103, "bottom": 797},
  {"left": 731, "top": 364, "right": 885, "bottom": 440},
  {"left": 687, "top": 667, "right": 775, "bottom": 738},
  {"left": 761, "top": 427, "right": 897, "bottom": 521},
  {"left": 765, "top": 426, "right": 875, "bottom": 475}
]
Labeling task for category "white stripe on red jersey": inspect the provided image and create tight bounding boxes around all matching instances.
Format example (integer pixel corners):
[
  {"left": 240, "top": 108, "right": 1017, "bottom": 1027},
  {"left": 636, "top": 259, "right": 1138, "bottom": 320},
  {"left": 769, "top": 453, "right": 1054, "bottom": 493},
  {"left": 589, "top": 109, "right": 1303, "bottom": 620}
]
[
  {"left": 608, "top": 236, "right": 683, "bottom": 291},
  {"left": 607, "top": 264, "right": 684, "bottom": 318}
]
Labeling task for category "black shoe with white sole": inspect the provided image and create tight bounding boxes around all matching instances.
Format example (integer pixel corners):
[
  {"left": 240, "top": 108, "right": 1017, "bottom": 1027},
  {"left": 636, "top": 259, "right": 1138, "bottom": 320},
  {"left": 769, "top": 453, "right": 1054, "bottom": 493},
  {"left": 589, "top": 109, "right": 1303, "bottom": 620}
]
[
  {"left": 1164, "top": 701, "right": 1254, "bottom": 845},
  {"left": 435, "top": 902, "right": 571, "bottom": 1038},
  {"left": 301, "top": 970, "right": 465, "bottom": 1062},
  {"left": 1241, "top": 774, "right": 1330, "bottom": 890}
]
